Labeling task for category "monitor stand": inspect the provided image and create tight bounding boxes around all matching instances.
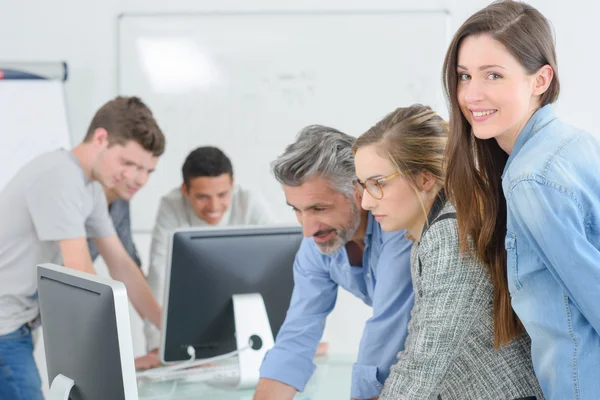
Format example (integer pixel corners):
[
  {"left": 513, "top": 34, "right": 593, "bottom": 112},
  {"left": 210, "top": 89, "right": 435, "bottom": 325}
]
[
  {"left": 231, "top": 292, "right": 275, "bottom": 389},
  {"left": 47, "top": 374, "right": 75, "bottom": 400}
]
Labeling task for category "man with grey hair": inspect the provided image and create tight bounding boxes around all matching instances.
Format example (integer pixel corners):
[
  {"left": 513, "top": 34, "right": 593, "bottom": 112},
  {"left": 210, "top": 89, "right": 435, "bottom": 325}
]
[{"left": 254, "top": 125, "right": 414, "bottom": 400}]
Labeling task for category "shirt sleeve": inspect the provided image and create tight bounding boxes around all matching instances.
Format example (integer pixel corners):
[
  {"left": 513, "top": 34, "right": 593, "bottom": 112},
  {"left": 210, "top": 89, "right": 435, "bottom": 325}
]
[
  {"left": 259, "top": 238, "right": 338, "bottom": 392},
  {"left": 25, "top": 167, "right": 105, "bottom": 241},
  {"left": 508, "top": 179, "right": 600, "bottom": 333},
  {"left": 145, "top": 195, "right": 180, "bottom": 351},
  {"left": 380, "top": 222, "right": 491, "bottom": 399},
  {"left": 353, "top": 231, "right": 413, "bottom": 399}
]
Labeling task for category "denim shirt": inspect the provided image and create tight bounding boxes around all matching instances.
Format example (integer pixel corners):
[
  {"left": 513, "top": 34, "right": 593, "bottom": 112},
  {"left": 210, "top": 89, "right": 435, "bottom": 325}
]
[
  {"left": 259, "top": 212, "right": 414, "bottom": 399},
  {"left": 502, "top": 105, "right": 600, "bottom": 400}
]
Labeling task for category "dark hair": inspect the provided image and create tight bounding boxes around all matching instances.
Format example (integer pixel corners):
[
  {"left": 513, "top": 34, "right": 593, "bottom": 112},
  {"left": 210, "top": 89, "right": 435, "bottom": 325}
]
[
  {"left": 84, "top": 96, "right": 165, "bottom": 157},
  {"left": 182, "top": 146, "right": 233, "bottom": 188},
  {"left": 442, "top": 0, "right": 559, "bottom": 347}
]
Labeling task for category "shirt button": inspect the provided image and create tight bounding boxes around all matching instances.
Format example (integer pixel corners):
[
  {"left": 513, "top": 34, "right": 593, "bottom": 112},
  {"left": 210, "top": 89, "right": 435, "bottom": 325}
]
[{"left": 366, "top": 273, "right": 371, "bottom": 278}]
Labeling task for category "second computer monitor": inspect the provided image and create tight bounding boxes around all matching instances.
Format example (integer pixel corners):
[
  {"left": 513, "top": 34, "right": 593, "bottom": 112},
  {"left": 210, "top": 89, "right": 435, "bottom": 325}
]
[
  {"left": 37, "top": 263, "right": 138, "bottom": 400},
  {"left": 161, "top": 225, "right": 303, "bottom": 363}
]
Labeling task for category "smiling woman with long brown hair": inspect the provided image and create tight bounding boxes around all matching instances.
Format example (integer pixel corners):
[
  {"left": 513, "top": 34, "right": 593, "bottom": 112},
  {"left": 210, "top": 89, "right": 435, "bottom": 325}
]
[{"left": 443, "top": 1, "right": 600, "bottom": 399}]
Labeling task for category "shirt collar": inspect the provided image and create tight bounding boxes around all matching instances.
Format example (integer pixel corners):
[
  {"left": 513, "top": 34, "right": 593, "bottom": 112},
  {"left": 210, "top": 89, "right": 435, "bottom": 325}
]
[
  {"left": 419, "top": 190, "right": 447, "bottom": 241},
  {"left": 364, "top": 211, "right": 375, "bottom": 241},
  {"left": 503, "top": 104, "right": 557, "bottom": 177},
  {"left": 65, "top": 149, "right": 91, "bottom": 184}
]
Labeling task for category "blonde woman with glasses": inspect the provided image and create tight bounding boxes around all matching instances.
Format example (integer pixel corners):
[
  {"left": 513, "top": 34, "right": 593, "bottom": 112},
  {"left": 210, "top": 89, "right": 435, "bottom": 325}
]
[{"left": 352, "top": 104, "right": 543, "bottom": 400}]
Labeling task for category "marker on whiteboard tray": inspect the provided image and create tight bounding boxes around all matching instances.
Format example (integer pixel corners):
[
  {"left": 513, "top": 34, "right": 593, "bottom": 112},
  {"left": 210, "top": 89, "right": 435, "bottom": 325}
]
[
  {"left": 0, "top": 68, "right": 44, "bottom": 80},
  {"left": 0, "top": 62, "right": 67, "bottom": 80}
]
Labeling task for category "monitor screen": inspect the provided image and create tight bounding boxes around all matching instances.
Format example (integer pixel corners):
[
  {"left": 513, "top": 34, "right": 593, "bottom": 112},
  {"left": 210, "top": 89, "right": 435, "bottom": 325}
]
[
  {"left": 37, "top": 263, "right": 138, "bottom": 400},
  {"left": 162, "top": 225, "right": 302, "bottom": 363}
]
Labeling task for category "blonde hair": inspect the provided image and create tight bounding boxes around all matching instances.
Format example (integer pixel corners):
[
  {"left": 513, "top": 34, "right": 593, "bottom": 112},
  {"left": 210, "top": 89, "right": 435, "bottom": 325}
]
[{"left": 352, "top": 104, "right": 448, "bottom": 223}]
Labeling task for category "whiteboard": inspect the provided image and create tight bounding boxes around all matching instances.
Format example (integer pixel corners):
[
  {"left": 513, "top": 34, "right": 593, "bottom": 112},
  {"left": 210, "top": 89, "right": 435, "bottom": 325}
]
[
  {"left": 118, "top": 11, "right": 450, "bottom": 231},
  {"left": 0, "top": 80, "right": 71, "bottom": 190}
]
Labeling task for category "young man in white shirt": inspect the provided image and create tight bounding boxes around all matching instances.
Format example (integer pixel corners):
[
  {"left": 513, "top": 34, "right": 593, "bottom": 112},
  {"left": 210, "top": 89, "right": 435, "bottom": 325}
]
[{"left": 143, "top": 146, "right": 272, "bottom": 355}]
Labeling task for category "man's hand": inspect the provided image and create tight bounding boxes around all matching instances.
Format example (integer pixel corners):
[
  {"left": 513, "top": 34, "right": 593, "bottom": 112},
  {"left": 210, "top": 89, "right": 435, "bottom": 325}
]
[
  {"left": 135, "top": 349, "right": 161, "bottom": 371},
  {"left": 253, "top": 378, "right": 297, "bottom": 400},
  {"left": 315, "top": 341, "right": 329, "bottom": 356}
]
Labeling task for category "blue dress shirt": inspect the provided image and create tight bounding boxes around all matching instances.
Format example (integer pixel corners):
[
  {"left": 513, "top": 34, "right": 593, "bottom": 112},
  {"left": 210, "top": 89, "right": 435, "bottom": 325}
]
[{"left": 260, "top": 212, "right": 413, "bottom": 399}]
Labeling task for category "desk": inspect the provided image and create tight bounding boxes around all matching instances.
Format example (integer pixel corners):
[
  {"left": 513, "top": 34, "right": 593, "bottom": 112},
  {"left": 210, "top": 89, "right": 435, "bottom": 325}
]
[{"left": 137, "top": 355, "right": 353, "bottom": 399}]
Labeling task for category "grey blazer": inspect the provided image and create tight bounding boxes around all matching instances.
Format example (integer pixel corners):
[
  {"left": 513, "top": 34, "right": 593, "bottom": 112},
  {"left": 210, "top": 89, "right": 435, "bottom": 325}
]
[{"left": 380, "top": 200, "right": 544, "bottom": 400}]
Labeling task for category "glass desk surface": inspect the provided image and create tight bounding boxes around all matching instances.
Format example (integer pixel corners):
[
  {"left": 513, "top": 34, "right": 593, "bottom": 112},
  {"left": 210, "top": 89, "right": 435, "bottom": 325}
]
[{"left": 137, "top": 355, "right": 354, "bottom": 400}]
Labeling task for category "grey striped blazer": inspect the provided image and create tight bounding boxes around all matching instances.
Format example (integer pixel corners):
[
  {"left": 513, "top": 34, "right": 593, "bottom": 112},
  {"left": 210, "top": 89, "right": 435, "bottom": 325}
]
[{"left": 380, "top": 202, "right": 544, "bottom": 400}]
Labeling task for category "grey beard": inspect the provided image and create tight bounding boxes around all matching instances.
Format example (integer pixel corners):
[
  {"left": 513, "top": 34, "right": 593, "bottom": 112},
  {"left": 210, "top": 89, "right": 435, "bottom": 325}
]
[{"left": 314, "top": 201, "right": 362, "bottom": 256}]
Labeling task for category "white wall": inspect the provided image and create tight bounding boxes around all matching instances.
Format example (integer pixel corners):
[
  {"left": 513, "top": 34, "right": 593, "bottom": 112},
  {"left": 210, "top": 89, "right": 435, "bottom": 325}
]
[
  {"left": 5, "top": 0, "right": 599, "bottom": 395},
  {"left": 8, "top": 0, "right": 600, "bottom": 145}
]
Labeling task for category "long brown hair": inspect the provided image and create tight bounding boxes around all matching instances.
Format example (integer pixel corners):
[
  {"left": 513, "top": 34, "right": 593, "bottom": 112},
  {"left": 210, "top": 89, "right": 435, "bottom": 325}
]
[{"left": 442, "top": 0, "right": 560, "bottom": 347}]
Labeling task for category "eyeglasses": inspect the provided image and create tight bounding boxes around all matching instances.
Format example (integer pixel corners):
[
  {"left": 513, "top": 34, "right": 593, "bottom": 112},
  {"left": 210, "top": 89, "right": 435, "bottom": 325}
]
[{"left": 353, "top": 172, "right": 401, "bottom": 200}]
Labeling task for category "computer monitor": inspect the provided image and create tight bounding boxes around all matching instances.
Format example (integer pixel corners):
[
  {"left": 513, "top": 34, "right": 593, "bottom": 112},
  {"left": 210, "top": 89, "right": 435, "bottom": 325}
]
[
  {"left": 37, "top": 263, "right": 138, "bottom": 400},
  {"left": 161, "top": 225, "right": 303, "bottom": 387}
]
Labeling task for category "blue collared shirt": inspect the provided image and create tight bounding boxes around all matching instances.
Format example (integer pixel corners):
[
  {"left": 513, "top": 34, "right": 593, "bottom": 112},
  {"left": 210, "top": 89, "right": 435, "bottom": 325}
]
[
  {"left": 502, "top": 105, "right": 600, "bottom": 399},
  {"left": 259, "top": 212, "right": 413, "bottom": 399}
]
